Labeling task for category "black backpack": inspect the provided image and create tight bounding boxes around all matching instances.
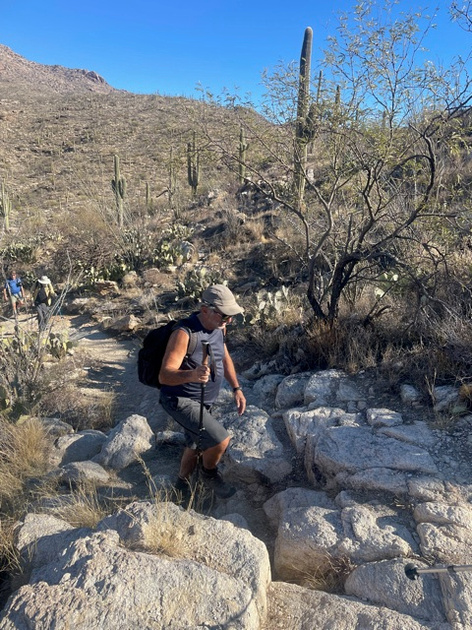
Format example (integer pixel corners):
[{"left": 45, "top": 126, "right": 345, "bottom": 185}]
[{"left": 137, "top": 319, "right": 198, "bottom": 389}]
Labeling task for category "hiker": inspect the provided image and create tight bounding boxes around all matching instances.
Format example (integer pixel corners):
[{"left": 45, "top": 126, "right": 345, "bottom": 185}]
[
  {"left": 31, "top": 275, "right": 56, "bottom": 331},
  {"left": 3, "top": 270, "right": 26, "bottom": 317},
  {"left": 159, "top": 284, "right": 246, "bottom": 500}
]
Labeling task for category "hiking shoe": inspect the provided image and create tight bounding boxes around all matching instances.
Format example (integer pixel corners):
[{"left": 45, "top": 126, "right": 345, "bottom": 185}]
[{"left": 200, "top": 466, "right": 236, "bottom": 499}]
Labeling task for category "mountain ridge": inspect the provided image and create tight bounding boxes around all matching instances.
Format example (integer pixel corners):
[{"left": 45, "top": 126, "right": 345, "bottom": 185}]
[{"left": 0, "top": 44, "right": 118, "bottom": 96}]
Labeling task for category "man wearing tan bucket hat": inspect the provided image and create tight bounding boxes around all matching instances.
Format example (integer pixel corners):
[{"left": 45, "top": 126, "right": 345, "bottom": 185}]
[{"left": 159, "top": 284, "right": 246, "bottom": 502}]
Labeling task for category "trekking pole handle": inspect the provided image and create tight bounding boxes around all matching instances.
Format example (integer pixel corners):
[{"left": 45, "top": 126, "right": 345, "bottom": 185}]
[
  {"left": 201, "top": 341, "right": 210, "bottom": 366},
  {"left": 201, "top": 341, "right": 210, "bottom": 388}
]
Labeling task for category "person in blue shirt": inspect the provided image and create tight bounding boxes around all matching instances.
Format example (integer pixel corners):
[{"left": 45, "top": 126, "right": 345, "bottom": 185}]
[
  {"left": 3, "top": 271, "right": 26, "bottom": 316},
  {"left": 159, "top": 284, "right": 246, "bottom": 501}
]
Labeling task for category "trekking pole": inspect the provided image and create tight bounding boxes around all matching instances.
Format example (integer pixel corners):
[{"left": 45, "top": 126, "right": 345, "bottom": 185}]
[
  {"left": 405, "top": 562, "right": 472, "bottom": 580},
  {"left": 196, "top": 341, "right": 210, "bottom": 475}
]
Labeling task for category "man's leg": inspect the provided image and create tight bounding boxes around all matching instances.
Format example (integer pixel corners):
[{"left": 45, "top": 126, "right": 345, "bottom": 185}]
[
  {"left": 179, "top": 435, "right": 230, "bottom": 479},
  {"left": 202, "top": 436, "right": 230, "bottom": 470},
  {"left": 160, "top": 394, "right": 235, "bottom": 497},
  {"left": 179, "top": 447, "right": 198, "bottom": 480}
]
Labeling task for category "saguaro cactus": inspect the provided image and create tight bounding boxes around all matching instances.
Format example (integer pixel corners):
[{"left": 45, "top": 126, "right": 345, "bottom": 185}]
[
  {"left": 238, "top": 127, "right": 249, "bottom": 185},
  {"left": 111, "top": 154, "right": 126, "bottom": 228},
  {"left": 0, "top": 180, "right": 12, "bottom": 231},
  {"left": 187, "top": 131, "right": 200, "bottom": 196},
  {"left": 168, "top": 146, "right": 178, "bottom": 211},
  {"left": 145, "top": 181, "right": 151, "bottom": 213},
  {"left": 294, "top": 26, "right": 316, "bottom": 211}
]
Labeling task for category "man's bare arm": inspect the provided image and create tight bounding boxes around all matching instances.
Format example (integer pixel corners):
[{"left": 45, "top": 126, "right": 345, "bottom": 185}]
[
  {"left": 223, "top": 345, "right": 246, "bottom": 415},
  {"left": 159, "top": 329, "right": 209, "bottom": 386}
]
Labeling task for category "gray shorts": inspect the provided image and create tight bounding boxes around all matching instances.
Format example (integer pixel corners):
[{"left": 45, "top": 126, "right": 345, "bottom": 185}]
[{"left": 159, "top": 393, "right": 229, "bottom": 451}]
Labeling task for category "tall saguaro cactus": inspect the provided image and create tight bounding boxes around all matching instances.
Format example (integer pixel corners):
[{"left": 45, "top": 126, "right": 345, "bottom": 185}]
[
  {"left": 111, "top": 154, "right": 127, "bottom": 228},
  {"left": 294, "top": 26, "right": 315, "bottom": 211},
  {"left": 168, "top": 146, "right": 178, "bottom": 211},
  {"left": 0, "top": 180, "right": 12, "bottom": 231},
  {"left": 238, "top": 127, "right": 249, "bottom": 185},
  {"left": 187, "top": 131, "right": 200, "bottom": 197}
]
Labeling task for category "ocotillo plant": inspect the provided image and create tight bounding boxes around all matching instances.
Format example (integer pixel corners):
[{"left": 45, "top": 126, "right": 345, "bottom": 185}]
[
  {"left": 111, "top": 154, "right": 126, "bottom": 228},
  {"left": 238, "top": 127, "right": 249, "bottom": 185},
  {"left": 0, "top": 180, "right": 12, "bottom": 231},
  {"left": 187, "top": 131, "right": 200, "bottom": 197},
  {"left": 294, "top": 26, "right": 316, "bottom": 211}
]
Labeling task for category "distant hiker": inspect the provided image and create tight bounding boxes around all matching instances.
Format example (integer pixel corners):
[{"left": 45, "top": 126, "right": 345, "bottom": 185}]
[
  {"left": 3, "top": 270, "right": 26, "bottom": 317},
  {"left": 159, "top": 284, "right": 246, "bottom": 501},
  {"left": 31, "top": 275, "right": 56, "bottom": 331}
]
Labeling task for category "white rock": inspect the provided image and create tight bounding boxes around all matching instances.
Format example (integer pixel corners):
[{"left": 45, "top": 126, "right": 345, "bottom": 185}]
[
  {"left": 366, "top": 408, "right": 403, "bottom": 428},
  {"left": 93, "top": 414, "right": 155, "bottom": 470},
  {"left": 0, "top": 530, "right": 261, "bottom": 629},
  {"left": 344, "top": 558, "right": 446, "bottom": 622},
  {"left": 263, "top": 581, "right": 444, "bottom": 630},
  {"left": 400, "top": 384, "right": 421, "bottom": 404},
  {"left": 283, "top": 406, "right": 347, "bottom": 453},
  {"left": 275, "top": 373, "right": 312, "bottom": 409},
  {"left": 221, "top": 405, "right": 292, "bottom": 484},
  {"left": 304, "top": 369, "right": 346, "bottom": 406},
  {"left": 59, "top": 461, "right": 110, "bottom": 485},
  {"left": 52, "top": 430, "right": 107, "bottom": 466}
]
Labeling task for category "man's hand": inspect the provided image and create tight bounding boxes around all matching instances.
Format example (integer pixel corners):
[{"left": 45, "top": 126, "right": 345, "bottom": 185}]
[
  {"left": 193, "top": 364, "right": 210, "bottom": 384},
  {"left": 234, "top": 389, "right": 246, "bottom": 415}
]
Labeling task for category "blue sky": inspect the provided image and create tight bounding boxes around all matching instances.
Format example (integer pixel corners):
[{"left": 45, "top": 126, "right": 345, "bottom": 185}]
[{"left": 2, "top": 0, "right": 471, "bottom": 101}]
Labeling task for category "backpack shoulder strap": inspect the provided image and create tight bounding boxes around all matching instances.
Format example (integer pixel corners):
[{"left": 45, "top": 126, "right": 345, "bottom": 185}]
[{"left": 172, "top": 318, "right": 198, "bottom": 357}]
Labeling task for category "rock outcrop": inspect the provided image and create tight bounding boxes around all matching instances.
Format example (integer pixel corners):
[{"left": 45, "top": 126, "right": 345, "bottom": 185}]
[{"left": 2, "top": 366, "right": 472, "bottom": 628}]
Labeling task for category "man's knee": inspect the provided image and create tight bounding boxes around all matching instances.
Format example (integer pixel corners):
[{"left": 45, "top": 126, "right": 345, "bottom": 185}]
[{"left": 207, "top": 436, "right": 230, "bottom": 453}]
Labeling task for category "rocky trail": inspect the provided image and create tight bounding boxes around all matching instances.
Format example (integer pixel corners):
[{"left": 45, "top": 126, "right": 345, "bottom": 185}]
[{"left": 3, "top": 309, "right": 472, "bottom": 628}]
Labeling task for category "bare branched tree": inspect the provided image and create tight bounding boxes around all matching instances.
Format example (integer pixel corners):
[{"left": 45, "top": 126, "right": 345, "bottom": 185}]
[{"left": 198, "top": 0, "right": 472, "bottom": 323}]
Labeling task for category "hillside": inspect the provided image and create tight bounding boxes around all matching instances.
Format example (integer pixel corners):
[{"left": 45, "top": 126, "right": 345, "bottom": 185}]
[
  {"left": 0, "top": 44, "right": 116, "bottom": 97},
  {"left": 0, "top": 45, "right": 256, "bottom": 241}
]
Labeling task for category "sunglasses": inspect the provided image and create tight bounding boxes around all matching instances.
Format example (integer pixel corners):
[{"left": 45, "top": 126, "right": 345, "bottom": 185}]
[{"left": 210, "top": 306, "right": 232, "bottom": 322}]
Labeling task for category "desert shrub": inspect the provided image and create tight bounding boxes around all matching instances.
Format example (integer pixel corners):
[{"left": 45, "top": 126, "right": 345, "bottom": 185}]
[
  {"left": 0, "top": 326, "right": 76, "bottom": 421},
  {"left": 0, "top": 418, "right": 52, "bottom": 579},
  {"left": 175, "top": 267, "right": 225, "bottom": 301},
  {"left": 0, "top": 241, "right": 38, "bottom": 265}
]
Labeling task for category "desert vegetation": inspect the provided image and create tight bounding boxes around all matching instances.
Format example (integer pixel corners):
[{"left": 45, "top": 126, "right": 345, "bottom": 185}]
[{"left": 2, "top": 0, "right": 472, "bottom": 601}]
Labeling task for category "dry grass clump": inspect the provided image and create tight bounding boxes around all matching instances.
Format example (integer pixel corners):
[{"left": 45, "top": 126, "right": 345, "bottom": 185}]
[
  {"left": 304, "top": 317, "right": 381, "bottom": 373},
  {"left": 0, "top": 520, "right": 22, "bottom": 576},
  {"left": 44, "top": 485, "right": 111, "bottom": 529},
  {"left": 285, "top": 552, "right": 356, "bottom": 594},
  {"left": 0, "top": 417, "right": 51, "bottom": 507},
  {"left": 139, "top": 501, "right": 193, "bottom": 559},
  {"left": 0, "top": 417, "right": 52, "bottom": 577}
]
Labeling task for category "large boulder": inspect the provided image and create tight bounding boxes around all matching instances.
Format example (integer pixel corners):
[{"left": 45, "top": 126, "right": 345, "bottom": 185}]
[
  {"left": 262, "top": 581, "right": 447, "bottom": 630},
  {"left": 93, "top": 414, "right": 155, "bottom": 470},
  {"left": 1, "top": 502, "right": 271, "bottom": 630},
  {"left": 221, "top": 406, "right": 293, "bottom": 484},
  {"left": 264, "top": 489, "right": 416, "bottom": 581},
  {"left": 51, "top": 430, "right": 107, "bottom": 467},
  {"left": 312, "top": 425, "right": 438, "bottom": 490},
  {"left": 344, "top": 558, "right": 446, "bottom": 623}
]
